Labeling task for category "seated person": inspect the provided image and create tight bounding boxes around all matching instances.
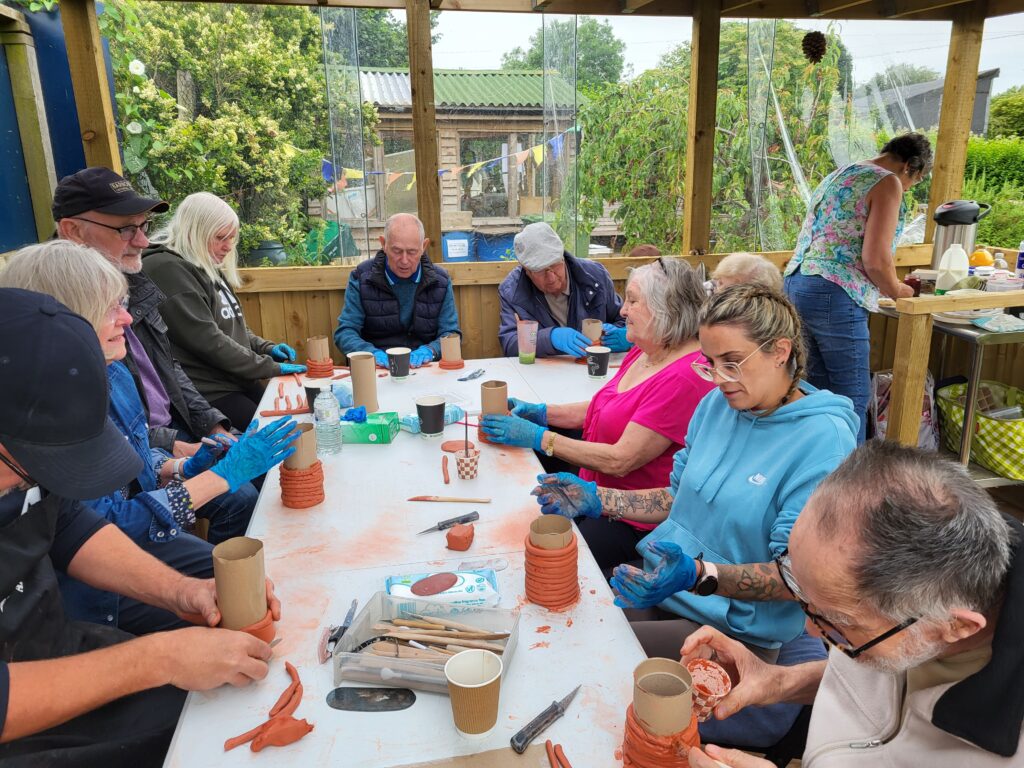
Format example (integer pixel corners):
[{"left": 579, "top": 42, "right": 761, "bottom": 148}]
[
  {"left": 498, "top": 222, "right": 629, "bottom": 358},
  {"left": 334, "top": 212, "right": 460, "bottom": 368},
  {"left": 0, "top": 241, "right": 295, "bottom": 633},
  {"left": 482, "top": 259, "right": 714, "bottom": 573},
  {"left": 535, "top": 285, "right": 857, "bottom": 745},
  {"left": 0, "top": 288, "right": 276, "bottom": 766},
  {"left": 711, "top": 252, "right": 783, "bottom": 292},
  {"left": 687, "top": 440, "right": 1022, "bottom": 768}
]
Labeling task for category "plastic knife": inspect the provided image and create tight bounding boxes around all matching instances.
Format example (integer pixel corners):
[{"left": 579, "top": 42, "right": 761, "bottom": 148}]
[{"left": 510, "top": 685, "right": 581, "bottom": 754}]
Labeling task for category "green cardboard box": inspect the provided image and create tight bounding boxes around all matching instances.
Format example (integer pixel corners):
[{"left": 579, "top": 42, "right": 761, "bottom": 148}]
[{"left": 340, "top": 411, "right": 400, "bottom": 444}]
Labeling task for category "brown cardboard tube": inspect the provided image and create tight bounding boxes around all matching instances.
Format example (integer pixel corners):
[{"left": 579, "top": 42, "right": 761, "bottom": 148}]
[
  {"left": 283, "top": 423, "right": 317, "bottom": 470},
  {"left": 480, "top": 380, "right": 507, "bottom": 416},
  {"left": 440, "top": 334, "right": 463, "bottom": 363},
  {"left": 213, "top": 537, "right": 267, "bottom": 631},
  {"left": 348, "top": 351, "right": 379, "bottom": 413},
  {"left": 306, "top": 335, "right": 329, "bottom": 361},
  {"left": 632, "top": 658, "right": 693, "bottom": 736},
  {"left": 529, "top": 515, "right": 573, "bottom": 550},
  {"left": 582, "top": 318, "right": 603, "bottom": 343}
]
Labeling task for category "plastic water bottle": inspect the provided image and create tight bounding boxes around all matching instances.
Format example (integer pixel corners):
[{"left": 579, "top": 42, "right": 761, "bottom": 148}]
[{"left": 313, "top": 386, "right": 342, "bottom": 455}]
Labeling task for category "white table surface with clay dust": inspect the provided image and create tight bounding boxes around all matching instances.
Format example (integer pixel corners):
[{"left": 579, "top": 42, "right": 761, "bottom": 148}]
[{"left": 164, "top": 356, "right": 647, "bottom": 768}]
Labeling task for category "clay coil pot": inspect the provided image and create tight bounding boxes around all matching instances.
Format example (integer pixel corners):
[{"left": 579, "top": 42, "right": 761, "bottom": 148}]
[
  {"left": 306, "top": 358, "right": 335, "bottom": 379},
  {"left": 240, "top": 609, "right": 277, "bottom": 645},
  {"left": 438, "top": 359, "right": 465, "bottom": 370},
  {"left": 524, "top": 534, "right": 579, "bottom": 611},
  {"left": 621, "top": 704, "right": 699, "bottom": 768},
  {"left": 280, "top": 461, "right": 325, "bottom": 509}
]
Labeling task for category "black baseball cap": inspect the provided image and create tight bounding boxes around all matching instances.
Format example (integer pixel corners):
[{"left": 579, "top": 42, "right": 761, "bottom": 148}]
[
  {"left": 52, "top": 167, "right": 168, "bottom": 221},
  {"left": 0, "top": 289, "right": 142, "bottom": 499}
]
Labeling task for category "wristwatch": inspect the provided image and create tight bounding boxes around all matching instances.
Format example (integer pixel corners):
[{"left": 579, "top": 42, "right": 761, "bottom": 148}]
[
  {"left": 542, "top": 431, "right": 557, "bottom": 457},
  {"left": 692, "top": 554, "right": 719, "bottom": 596}
]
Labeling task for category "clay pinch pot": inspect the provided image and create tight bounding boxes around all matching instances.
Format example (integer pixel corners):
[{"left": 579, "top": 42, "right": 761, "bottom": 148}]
[
  {"left": 686, "top": 658, "right": 733, "bottom": 722},
  {"left": 455, "top": 448, "right": 480, "bottom": 480},
  {"left": 240, "top": 608, "right": 277, "bottom": 644},
  {"left": 621, "top": 703, "right": 699, "bottom": 768}
]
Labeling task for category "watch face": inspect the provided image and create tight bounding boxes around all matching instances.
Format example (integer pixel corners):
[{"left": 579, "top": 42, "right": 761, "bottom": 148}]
[{"left": 695, "top": 576, "right": 718, "bottom": 597}]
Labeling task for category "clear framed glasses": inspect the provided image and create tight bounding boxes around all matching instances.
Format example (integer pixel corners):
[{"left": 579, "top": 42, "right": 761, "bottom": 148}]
[
  {"left": 691, "top": 339, "right": 773, "bottom": 383},
  {"left": 72, "top": 217, "right": 152, "bottom": 242},
  {"left": 107, "top": 295, "right": 131, "bottom": 319}
]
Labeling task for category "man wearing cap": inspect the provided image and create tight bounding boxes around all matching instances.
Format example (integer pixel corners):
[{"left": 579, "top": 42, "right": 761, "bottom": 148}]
[
  {"left": 334, "top": 212, "right": 461, "bottom": 368},
  {"left": 0, "top": 288, "right": 277, "bottom": 764},
  {"left": 498, "top": 222, "right": 629, "bottom": 358},
  {"left": 53, "top": 167, "right": 233, "bottom": 459}
]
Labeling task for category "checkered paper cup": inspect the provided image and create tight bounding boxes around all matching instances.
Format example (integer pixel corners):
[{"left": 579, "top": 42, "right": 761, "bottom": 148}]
[
  {"left": 686, "top": 658, "right": 732, "bottom": 722},
  {"left": 455, "top": 449, "right": 480, "bottom": 480}
]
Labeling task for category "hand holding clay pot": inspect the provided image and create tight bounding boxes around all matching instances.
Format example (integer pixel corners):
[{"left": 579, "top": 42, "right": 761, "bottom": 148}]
[
  {"left": 689, "top": 745, "right": 774, "bottom": 768},
  {"left": 508, "top": 398, "right": 547, "bottom": 426},
  {"left": 480, "top": 414, "right": 545, "bottom": 450},
  {"left": 156, "top": 627, "right": 272, "bottom": 691},
  {"left": 611, "top": 541, "right": 697, "bottom": 609},
  {"left": 212, "top": 417, "right": 300, "bottom": 492},
  {"left": 175, "top": 576, "right": 282, "bottom": 628},
  {"left": 530, "top": 472, "right": 601, "bottom": 519},
  {"left": 680, "top": 625, "right": 777, "bottom": 720},
  {"left": 270, "top": 343, "right": 297, "bottom": 362},
  {"left": 550, "top": 327, "right": 591, "bottom": 358}
]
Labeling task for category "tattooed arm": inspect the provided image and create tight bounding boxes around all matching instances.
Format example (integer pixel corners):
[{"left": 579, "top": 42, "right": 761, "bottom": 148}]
[
  {"left": 596, "top": 486, "right": 674, "bottom": 525},
  {"left": 713, "top": 562, "right": 795, "bottom": 602}
]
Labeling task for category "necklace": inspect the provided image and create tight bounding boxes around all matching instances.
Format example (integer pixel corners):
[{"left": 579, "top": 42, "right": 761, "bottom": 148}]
[{"left": 639, "top": 349, "right": 670, "bottom": 369}]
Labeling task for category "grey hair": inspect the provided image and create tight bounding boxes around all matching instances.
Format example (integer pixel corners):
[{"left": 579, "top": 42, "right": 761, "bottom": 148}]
[
  {"left": 384, "top": 213, "right": 425, "bottom": 243},
  {"left": 626, "top": 258, "right": 706, "bottom": 348},
  {"left": 813, "top": 440, "right": 1013, "bottom": 623},
  {"left": 0, "top": 240, "right": 127, "bottom": 332},
  {"left": 712, "top": 252, "right": 783, "bottom": 291}
]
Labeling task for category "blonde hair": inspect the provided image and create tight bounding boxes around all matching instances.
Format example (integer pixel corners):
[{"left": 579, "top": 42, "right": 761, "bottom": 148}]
[
  {"left": 150, "top": 192, "right": 241, "bottom": 288},
  {"left": 711, "top": 252, "right": 783, "bottom": 291},
  {"left": 698, "top": 284, "right": 806, "bottom": 412},
  {"left": 0, "top": 240, "right": 127, "bottom": 332},
  {"left": 626, "top": 258, "right": 706, "bottom": 348}
]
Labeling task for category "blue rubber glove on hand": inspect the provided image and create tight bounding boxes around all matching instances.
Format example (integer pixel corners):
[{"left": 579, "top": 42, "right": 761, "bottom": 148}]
[
  {"left": 480, "top": 414, "right": 546, "bottom": 450},
  {"left": 211, "top": 417, "right": 300, "bottom": 492},
  {"left": 610, "top": 541, "right": 698, "bottom": 609},
  {"left": 601, "top": 323, "right": 633, "bottom": 353},
  {"left": 410, "top": 346, "right": 434, "bottom": 367},
  {"left": 181, "top": 435, "right": 234, "bottom": 478},
  {"left": 508, "top": 398, "right": 547, "bottom": 426},
  {"left": 270, "top": 343, "right": 297, "bottom": 362},
  {"left": 278, "top": 363, "right": 307, "bottom": 375},
  {"left": 530, "top": 472, "right": 601, "bottom": 519},
  {"left": 373, "top": 350, "right": 388, "bottom": 368},
  {"left": 550, "top": 327, "right": 592, "bottom": 358}
]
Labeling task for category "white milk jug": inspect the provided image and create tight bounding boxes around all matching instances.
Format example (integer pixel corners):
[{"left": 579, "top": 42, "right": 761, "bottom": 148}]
[{"left": 935, "top": 243, "right": 969, "bottom": 294}]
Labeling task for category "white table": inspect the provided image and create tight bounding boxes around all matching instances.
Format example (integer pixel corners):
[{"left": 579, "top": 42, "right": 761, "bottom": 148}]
[{"left": 165, "top": 357, "right": 643, "bottom": 768}]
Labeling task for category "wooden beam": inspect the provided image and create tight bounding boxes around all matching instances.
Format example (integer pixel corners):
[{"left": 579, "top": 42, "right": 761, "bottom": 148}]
[
  {"left": 808, "top": 0, "right": 873, "bottom": 16},
  {"left": 886, "top": 312, "right": 934, "bottom": 446},
  {"left": 60, "top": 0, "right": 121, "bottom": 172},
  {"left": 406, "top": 0, "right": 442, "bottom": 261},
  {"left": 621, "top": 0, "right": 658, "bottom": 11},
  {"left": 682, "top": 0, "right": 719, "bottom": 255},
  {"left": 925, "top": 1, "right": 985, "bottom": 241},
  {"left": 893, "top": 288, "right": 1024, "bottom": 314},
  {"left": 884, "top": 0, "right": 973, "bottom": 17}
]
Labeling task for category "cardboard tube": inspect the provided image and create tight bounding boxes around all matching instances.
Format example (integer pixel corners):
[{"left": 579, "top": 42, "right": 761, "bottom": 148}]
[
  {"left": 440, "top": 334, "right": 463, "bottom": 363},
  {"left": 348, "top": 351, "right": 379, "bottom": 413},
  {"left": 480, "top": 380, "right": 507, "bottom": 416},
  {"left": 306, "top": 335, "right": 329, "bottom": 361},
  {"left": 283, "top": 423, "right": 317, "bottom": 470},
  {"left": 582, "top": 318, "right": 603, "bottom": 343},
  {"left": 213, "top": 537, "right": 267, "bottom": 631},
  {"left": 632, "top": 658, "right": 693, "bottom": 736},
  {"left": 529, "top": 515, "right": 573, "bottom": 551}
]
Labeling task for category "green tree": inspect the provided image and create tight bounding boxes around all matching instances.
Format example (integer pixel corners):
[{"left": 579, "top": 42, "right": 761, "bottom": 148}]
[
  {"left": 989, "top": 86, "right": 1024, "bottom": 138},
  {"left": 870, "top": 63, "right": 940, "bottom": 91},
  {"left": 501, "top": 17, "right": 625, "bottom": 90},
  {"left": 356, "top": 9, "right": 441, "bottom": 67}
]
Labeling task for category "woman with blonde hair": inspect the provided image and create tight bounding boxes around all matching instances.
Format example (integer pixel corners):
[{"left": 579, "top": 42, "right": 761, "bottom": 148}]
[
  {"left": 711, "top": 252, "right": 783, "bottom": 292},
  {"left": 143, "top": 192, "right": 306, "bottom": 426}
]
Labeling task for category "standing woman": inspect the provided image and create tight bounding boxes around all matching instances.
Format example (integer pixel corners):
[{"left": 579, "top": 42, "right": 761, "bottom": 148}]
[
  {"left": 143, "top": 192, "right": 306, "bottom": 427},
  {"left": 784, "top": 132, "right": 932, "bottom": 443}
]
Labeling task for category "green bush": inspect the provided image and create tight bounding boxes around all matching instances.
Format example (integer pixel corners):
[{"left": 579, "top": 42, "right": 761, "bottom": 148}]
[
  {"left": 988, "top": 86, "right": 1024, "bottom": 139},
  {"left": 962, "top": 173, "right": 1024, "bottom": 251},
  {"left": 965, "top": 135, "right": 1024, "bottom": 190}
]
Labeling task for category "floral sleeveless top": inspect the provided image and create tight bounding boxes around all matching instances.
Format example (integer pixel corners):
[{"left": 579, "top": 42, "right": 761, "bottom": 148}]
[{"left": 785, "top": 162, "right": 906, "bottom": 312}]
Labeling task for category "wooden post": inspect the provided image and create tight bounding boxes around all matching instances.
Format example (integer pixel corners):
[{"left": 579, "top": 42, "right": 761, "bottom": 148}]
[
  {"left": 405, "top": 0, "right": 441, "bottom": 262},
  {"left": 925, "top": 0, "right": 985, "bottom": 242},
  {"left": 507, "top": 132, "right": 520, "bottom": 218},
  {"left": 682, "top": 0, "right": 720, "bottom": 255},
  {"left": 60, "top": 0, "right": 121, "bottom": 173},
  {"left": 886, "top": 312, "right": 934, "bottom": 446}
]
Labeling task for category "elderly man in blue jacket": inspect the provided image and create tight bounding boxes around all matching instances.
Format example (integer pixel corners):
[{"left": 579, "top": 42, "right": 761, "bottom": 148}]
[{"left": 498, "top": 223, "right": 629, "bottom": 358}]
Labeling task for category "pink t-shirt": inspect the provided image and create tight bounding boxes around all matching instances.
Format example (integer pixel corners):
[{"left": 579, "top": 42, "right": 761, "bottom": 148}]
[{"left": 579, "top": 346, "right": 714, "bottom": 531}]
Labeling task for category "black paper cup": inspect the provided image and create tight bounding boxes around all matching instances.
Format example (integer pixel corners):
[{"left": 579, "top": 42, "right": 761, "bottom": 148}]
[
  {"left": 416, "top": 395, "right": 446, "bottom": 437},
  {"left": 387, "top": 346, "right": 411, "bottom": 380},
  {"left": 585, "top": 345, "right": 611, "bottom": 379}
]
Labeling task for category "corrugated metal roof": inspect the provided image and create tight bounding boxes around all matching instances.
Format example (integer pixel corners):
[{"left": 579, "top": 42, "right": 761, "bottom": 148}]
[{"left": 356, "top": 68, "right": 579, "bottom": 110}]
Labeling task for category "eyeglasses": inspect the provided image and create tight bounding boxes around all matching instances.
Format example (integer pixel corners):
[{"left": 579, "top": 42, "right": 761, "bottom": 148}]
[
  {"left": 774, "top": 550, "right": 917, "bottom": 659},
  {"left": 691, "top": 339, "right": 773, "bottom": 383},
  {"left": 107, "top": 295, "right": 131, "bottom": 319},
  {"left": 72, "top": 217, "right": 152, "bottom": 242}
]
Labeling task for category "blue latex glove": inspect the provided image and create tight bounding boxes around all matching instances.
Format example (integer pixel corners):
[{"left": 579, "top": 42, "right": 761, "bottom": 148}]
[
  {"left": 270, "top": 343, "right": 297, "bottom": 362},
  {"left": 480, "top": 414, "right": 545, "bottom": 450},
  {"left": 550, "top": 327, "right": 592, "bottom": 358},
  {"left": 601, "top": 323, "right": 633, "bottom": 353},
  {"left": 342, "top": 406, "right": 367, "bottom": 423},
  {"left": 373, "top": 350, "right": 388, "bottom": 368},
  {"left": 410, "top": 346, "right": 434, "bottom": 368},
  {"left": 278, "top": 362, "right": 307, "bottom": 375},
  {"left": 181, "top": 434, "right": 234, "bottom": 478},
  {"left": 610, "top": 541, "right": 698, "bottom": 609},
  {"left": 530, "top": 472, "right": 601, "bottom": 519},
  {"left": 211, "top": 417, "right": 300, "bottom": 492},
  {"left": 508, "top": 398, "right": 547, "bottom": 426}
]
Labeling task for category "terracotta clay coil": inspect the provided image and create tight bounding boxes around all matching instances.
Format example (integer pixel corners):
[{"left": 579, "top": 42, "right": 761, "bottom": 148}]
[
  {"left": 526, "top": 594, "right": 580, "bottom": 612},
  {"left": 306, "top": 359, "right": 335, "bottom": 378},
  {"left": 411, "top": 572, "right": 459, "bottom": 596},
  {"left": 525, "top": 572, "right": 579, "bottom": 590},
  {"left": 525, "top": 589, "right": 580, "bottom": 608},
  {"left": 441, "top": 440, "right": 476, "bottom": 453},
  {"left": 525, "top": 579, "right": 579, "bottom": 598},
  {"left": 621, "top": 704, "right": 699, "bottom": 768},
  {"left": 240, "top": 609, "right": 276, "bottom": 644},
  {"left": 438, "top": 359, "right": 466, "bottom": 370},
  {"left": 280, "top": 462, "right": 324, "bottom": 478},
  {"left": 282, "top": 496, "right": 324, "bottom": 510},
  {"left": 280, "top": 475, "right": 325, "bottom": 487},
  {"left": 442, "top": 455, "right": 450, "bottom": 485},
  {"left": 524, "top": 535, "right": 579, "bottom": 556},
  {"left": 281, "top": 485, "right": 325, "bottom": 496}
]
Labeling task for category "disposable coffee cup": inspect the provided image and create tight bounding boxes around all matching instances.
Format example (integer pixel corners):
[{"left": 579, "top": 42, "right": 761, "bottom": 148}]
[
  {"left": 444, "top": 649, "right": 503, "bottom": 738},
  {"left": 686, "top": 658, "right": 733, "bottom": 723},
  {"left": 416, "top": 395, "right": 446, "bottom": 437},
  {"left": 303, "top": 377, "right": 331, "bottom": 413},
  {"left": 387, "top": 347, "right": 411, "bottom": 380},
  {"left": 585, "top": 345, "right": 611, "bottom": 379},
  {"left": 455, "top": 448, "right": 480, "bottom": 480},
  {"left": 517, "top": 320, "right": 538, "bottom": 365}
]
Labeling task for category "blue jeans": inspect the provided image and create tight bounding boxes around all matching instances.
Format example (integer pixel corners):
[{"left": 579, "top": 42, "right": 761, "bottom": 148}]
[
  {"left": 784, "top": 270, "right": 869, "bottom": 444},
  {"left": 197, "top": 482, "right": 258, "bottom": 544}
]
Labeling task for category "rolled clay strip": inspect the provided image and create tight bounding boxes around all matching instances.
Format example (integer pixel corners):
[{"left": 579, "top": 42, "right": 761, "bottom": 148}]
[
  {"left": 524, "top": 534, "right": 580, "bottom": 611},
  {"left": 441, "top": 440, "right": 475, "bottom": 453},
  {"left": 225, "top": 664, "right": 313, "bottom": 753},
  {"left": 251, "top": 717, "right": 314, "bottom": 752},
  {"left": 278, "top": 382, "right": 285, "bottom": 398},
  {"left": 621, "top": 704, "right": 699, "bottom": 768},
  {"left": 442, "top": 455, "right": 450, "bottom": 485}
]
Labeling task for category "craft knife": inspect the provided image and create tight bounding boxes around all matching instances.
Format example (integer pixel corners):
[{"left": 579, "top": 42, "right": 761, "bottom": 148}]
[
  {"left": 457, "top": 368, "right": 486, "bottom": 381},
  {"left": 417, "top": 511, "right": 480, "bottom": 535},
  {"left": 510, "top": 685, "right": 581, "bottom": 754},
  {"left": 318, "top": 598, "right": 358, "bottom": 663}
]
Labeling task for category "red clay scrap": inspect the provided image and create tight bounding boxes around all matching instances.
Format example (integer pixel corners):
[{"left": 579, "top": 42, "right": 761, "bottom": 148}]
[
  {"left": 224, "top": 662, "right": 313, "bottom": 753},
  {"left": 446, "top": 523, "right": 475, "bottom": 551},
  {"left": 411, "top": 572, "right": 459, "bottom": 596}
]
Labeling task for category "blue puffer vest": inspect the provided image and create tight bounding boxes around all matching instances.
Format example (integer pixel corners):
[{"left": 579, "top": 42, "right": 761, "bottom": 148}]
[{"left": 353, "top": 252, "right": 450, "bottom": 350}]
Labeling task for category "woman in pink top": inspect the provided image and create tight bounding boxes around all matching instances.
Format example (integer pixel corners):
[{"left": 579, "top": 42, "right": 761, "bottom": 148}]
[{"left": 481, "top": 258, "right": 714, "bottom": 572}]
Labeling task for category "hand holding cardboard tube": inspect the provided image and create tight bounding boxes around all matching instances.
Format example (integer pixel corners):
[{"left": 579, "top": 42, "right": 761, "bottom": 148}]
[{"left": 177, "top": 575, "right": 282, "bottom": 630}]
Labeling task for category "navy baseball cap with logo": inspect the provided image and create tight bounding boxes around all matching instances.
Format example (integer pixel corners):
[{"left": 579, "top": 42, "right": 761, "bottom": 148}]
[
  {"left": 0, "top": 289, "right": 142, "bottom": 499},
  {"left": 51, "top": 167, "right": 168, "bottom": 221}
]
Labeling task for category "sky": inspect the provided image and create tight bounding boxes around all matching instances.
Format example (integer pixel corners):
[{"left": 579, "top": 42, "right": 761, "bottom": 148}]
[{"left": 430, "top": 11, "right": 1024, "bottom": 94}]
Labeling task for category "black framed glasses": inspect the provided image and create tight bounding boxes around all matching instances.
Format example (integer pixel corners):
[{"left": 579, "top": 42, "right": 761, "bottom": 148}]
[
  {"left": 72, "top": 217, "right": 152, "bottom": 242},
  {"left": 774, "top": 550, "right": 917, "bottom": 659}
]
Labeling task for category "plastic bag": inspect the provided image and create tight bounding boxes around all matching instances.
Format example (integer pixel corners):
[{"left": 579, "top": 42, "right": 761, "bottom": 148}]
[{"left": 870, "top": 369, "right": 939, "bottom": 450}]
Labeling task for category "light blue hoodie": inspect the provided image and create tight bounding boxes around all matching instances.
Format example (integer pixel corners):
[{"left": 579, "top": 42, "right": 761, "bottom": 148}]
[{"left": 637, "top": 382, "right": 857, "bottom": 649}]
